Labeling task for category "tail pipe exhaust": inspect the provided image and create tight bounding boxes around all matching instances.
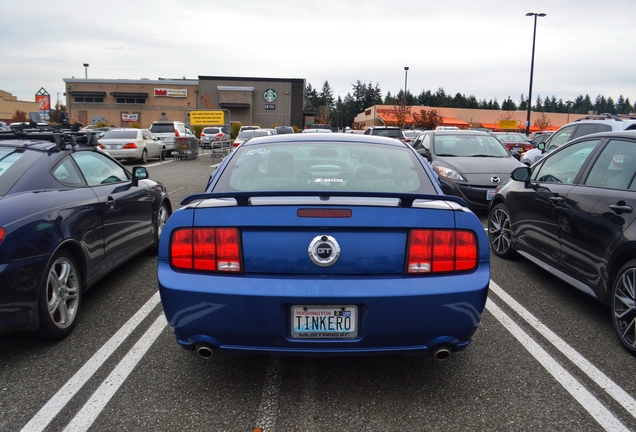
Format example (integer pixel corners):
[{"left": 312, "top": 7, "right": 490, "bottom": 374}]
[
  {"left": 432, "top": 346, "right": 451, "bottom": 362},
  {"left": 195, "top": 344, "right": 215, "bottom": 360}
]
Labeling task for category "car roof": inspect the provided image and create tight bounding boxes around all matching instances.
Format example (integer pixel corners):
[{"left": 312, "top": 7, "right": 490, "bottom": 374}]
[{"left": 240, "top": 131, "right": 408, "bottom": 147}]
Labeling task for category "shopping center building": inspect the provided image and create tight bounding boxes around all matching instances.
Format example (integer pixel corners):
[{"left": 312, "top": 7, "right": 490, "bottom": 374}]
[{"left": 63, "top": 76, "right": 305, "bottom": 129}]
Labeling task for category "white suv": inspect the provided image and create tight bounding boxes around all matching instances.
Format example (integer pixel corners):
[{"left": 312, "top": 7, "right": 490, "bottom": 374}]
[
  {"left": 149, "top": 121, "right": 197, "bottom": 156},
  {"left": 521, "top": 115, "right": 636, "bottom": 166}
]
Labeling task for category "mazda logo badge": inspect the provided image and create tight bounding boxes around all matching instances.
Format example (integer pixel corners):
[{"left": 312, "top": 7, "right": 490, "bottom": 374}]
[
  {"left": 491, "top": 177, "right": 501, "bottom": 183},
  {"left": 308, "top": 235, "right": 340, "bottom": 267}
]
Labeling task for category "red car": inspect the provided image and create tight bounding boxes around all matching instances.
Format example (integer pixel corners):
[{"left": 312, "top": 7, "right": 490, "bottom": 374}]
[{"left": 491, "top": 132, "right": 534, "bottom": 154}]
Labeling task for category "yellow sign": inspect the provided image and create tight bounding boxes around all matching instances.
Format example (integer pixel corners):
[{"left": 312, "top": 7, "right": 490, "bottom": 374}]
[
  {"left": 189, "top": 110, "right": 225, "bottom": 125},
  {"left": 496, "top": 119, "right": 519, "bottom": 130}
]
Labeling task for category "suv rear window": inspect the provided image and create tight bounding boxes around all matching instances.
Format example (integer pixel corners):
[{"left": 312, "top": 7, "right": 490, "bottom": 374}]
[
  {"left": 149, "top": 124, "right": 174, "bottom": 133},
  {"left": 370, "top": 129, "right": 403, "bottom": 138},
  {"left": 203, "top": 128, "right": 220, "bottom": 134}
]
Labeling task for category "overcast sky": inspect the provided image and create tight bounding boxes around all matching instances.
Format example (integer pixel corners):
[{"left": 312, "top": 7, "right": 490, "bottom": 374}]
[{"left": 3, "top": 0, "right": 636, "bottom": 108}]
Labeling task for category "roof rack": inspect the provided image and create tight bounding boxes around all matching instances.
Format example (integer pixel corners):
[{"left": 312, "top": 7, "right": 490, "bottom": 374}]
[
  {"left": 573, "top": 114, "right": 625, "bottom": 122},
  {"left": 0, "top": 128, "right": 99, "bottom": 151}
]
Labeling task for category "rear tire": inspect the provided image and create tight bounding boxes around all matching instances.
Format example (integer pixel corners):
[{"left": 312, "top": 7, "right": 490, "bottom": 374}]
[
  {"left": 611, "top": 259, "right": 636, "bottom": 356},
  {"left": 37, "top": 250, "right": 81, "bottom": 340},
  {"left": 139, "top": 149, "right": 148, "bottom": 164}
]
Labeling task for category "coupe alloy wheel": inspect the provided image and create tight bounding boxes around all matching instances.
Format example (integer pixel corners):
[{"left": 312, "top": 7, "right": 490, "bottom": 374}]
[
  {"left": 613, "top": 261, "right": 636, "bottom": 355},
  {"left": 488, "top": 203, "right": 514, "bottom": 258}
]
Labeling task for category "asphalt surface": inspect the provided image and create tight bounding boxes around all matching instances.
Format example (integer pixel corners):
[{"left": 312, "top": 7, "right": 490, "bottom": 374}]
[{"left": 1, "top": 148, "right": 635, "bottom": 432}]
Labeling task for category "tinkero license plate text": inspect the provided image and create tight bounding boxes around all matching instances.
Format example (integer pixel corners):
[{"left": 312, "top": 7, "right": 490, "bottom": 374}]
[{"left": 291, "top": 305, "right": 358, "bottom": 339}]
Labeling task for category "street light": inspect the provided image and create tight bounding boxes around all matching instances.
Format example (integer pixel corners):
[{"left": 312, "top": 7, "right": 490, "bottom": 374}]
[
  {"left": 404, "top": 66, "right": 409, "bottom": 104},
  {"left": 566, "top": 100, "right": 574, "bottom": 123},
  {"left": 525, "top": 12, "right": 546, "bottom": 136},
  {"left": 83, "top": 63, "right": 89, "bottom": 79}
]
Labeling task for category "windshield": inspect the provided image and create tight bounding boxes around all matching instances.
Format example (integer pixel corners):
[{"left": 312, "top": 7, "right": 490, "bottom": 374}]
[
  {"left": 433, "top": 135, "right": 510, "bottom": 157},
  {"left": 212, "top": 142, "right": 435, "bottom": 194}
]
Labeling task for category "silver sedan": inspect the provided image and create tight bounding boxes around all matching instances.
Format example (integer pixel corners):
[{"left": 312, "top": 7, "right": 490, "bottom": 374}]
[{"left": 99, "top": 128, "right": 164, "bottom": 163}]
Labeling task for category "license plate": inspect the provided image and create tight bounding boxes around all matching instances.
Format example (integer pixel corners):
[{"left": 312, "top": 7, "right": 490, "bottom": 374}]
[
  {"left": 487, "top": 189, "right": 496, "bottom": 200},
  {"left": 513, "top": 146, "right": 520, "bottom": 151},
  {"left": 291, "top": 305, "right": 357, "bottom": 338},
  {"left": 108, "top": 145, "right": 117, "bottom": 149}
]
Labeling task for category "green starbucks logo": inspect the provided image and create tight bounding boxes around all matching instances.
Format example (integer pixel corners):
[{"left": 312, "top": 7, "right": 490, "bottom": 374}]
[{"left": 264, "top": 88, "right": 277, "bottom": 103}]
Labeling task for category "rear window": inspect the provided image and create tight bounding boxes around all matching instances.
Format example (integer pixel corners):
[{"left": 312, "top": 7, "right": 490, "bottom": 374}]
[
  {"left": 149, "top": 124, "right": 175, "bottom": 133},
  {"left": 212, "top": 141, "right": 435, "bottom": 194},
  {"left": 370, "top": 129, "right": 403, "bottom": 138},
  {"left": 102, "top": 130, "right": 138, "bottom": 139},
  {"left": 203, "top": 128, "right": 220, "bottom": 134},
  {"left": 0, "top": 148, "right": 42, "bottom": 197}
]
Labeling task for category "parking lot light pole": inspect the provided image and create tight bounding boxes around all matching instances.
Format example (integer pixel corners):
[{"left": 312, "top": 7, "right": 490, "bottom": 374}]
[
  {"left": 404, "top": 66, "right": 409, "bottom": 104},
  {"left": 525, "top": 12, "right": 546, "bottom": 136},
  {"left": 566, "top": 100, "right": 574, "bottom": 123},
  {"left": 83, "top": 63, "right": 89, "bottom": 79}
]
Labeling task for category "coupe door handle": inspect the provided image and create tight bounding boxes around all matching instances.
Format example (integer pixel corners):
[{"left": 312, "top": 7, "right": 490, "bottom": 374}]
[
  {"left": 105, "top": 196, "right": 116, "bottom": 209},
  {"left": 609, "top": 204, "right": 633, "bottom": 214}
]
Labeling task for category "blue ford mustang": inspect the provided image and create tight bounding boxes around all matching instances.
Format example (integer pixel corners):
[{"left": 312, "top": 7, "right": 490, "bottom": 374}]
[{"left": 158, "top": 133, "right": 489, "bottom": 359}]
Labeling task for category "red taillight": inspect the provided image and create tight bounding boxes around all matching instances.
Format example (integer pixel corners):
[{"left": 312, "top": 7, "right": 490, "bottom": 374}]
[
  {"left": 123, "top": 142, "right": 138, "bottom": 149},
  {"left": 174, "top": 128, "right": 180, "bottom": 137},
  {"left": 200, "top": 133, "right": 206, "bottom": 137},
  {"left": 170, "top": 228, "right": 241, "bottom": 272},
  {"left": 98, "top": 143, "right": 105, "bottom": 149},
  {"left": 0, "top": 227, "right": 5, "bottom": 245},
  {"left": 406, "top": 229, "right": 477, "bottom": 274},
  {"left": 216, "top": 133, "right": 224, "bottom": 138},
  {"left": 232, "top": 142, "right": 240, "bottom": 147}
]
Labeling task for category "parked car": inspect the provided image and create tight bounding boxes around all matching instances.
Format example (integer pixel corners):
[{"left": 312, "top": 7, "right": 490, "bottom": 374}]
[
  {"left": 530, "top": 131, "right": 553, "bottom": 146},
  {"left": 402, "top": 129, "right": 422, "bottom": 144},
  {"left": 0, "top": 127, "right": 171, "bottom": 339},
  {"left": 274, "top": 126, "right": 295, "bottom": 135},
  {"left": 488, "top": 130, "right": 636, "bottom": 356},
  {"left": 528, "top": 130, "right": 553, "bottom": 141},
  {"left": 149, "top": 121, "right": 197, "bottom": 156},
  {"left": 239, "top": 125, "right": 260, "bottom": 133},
  {"left": 520, "top": 115, "right": 636, "bottom": 166},
  {"left": 490, "top": 132, "right": 534, "bottom": 156},
  {"left": 301, "top": 128, "right": 332, "bottom": 133},
  {"left": 364, "top": 126, "right": 406, "bottom": 142},
  {"left": 232, "top": 128, "right": 276, "bottom": 149},
  {"left": 411, "top": 130, "right": 524, "bottom": 209},
  {"left": 308, "top": 124, "right": 332, "bottom": 131},
  {"left": 98, "top": 128, "right": 164, "bottom": 163},
  {"left": 158, "top": 133, "right": 489, "bottom": 360},
  {"left": 200, "top": 126, "right": 231, "bottom": 149}
]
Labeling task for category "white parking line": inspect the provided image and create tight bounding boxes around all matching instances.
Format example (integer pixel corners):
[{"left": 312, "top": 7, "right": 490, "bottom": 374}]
[
  {"left": 489, "top": 281, "right": 636, "bottom": 419},
  {"left": 486, "top": 298, "right": 628, "bottom": 431},
  {"left": 20, "top": 292, "right": 161, "bottom": 432},
  {"left": 62, "top": 314, "right": 167, "bottom": 432},
  {"left": 254, "top": 356, "right": 281, "bottom": 432}
]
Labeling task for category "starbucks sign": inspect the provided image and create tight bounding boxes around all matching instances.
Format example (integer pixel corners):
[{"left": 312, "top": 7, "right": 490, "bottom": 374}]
[{"left": 263, "top": 88, "right": 277, "bottom": 103}]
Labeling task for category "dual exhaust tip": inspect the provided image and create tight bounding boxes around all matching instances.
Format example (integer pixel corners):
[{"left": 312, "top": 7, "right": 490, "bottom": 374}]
[{"left": 194, "top": 344, "right": 452, "bottom": 361}]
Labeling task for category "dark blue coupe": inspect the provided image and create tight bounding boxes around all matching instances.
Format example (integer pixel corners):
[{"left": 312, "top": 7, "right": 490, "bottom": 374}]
[
  {"left": 158, "top": 133, "right": 489, "bottom": 360},
  {"left": 0, "top": 128, "right": 171, "bottom": 339}
]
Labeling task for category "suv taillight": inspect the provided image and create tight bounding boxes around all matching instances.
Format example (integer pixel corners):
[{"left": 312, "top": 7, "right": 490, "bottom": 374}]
[
  {"left": 170, "top": 228, "right": 242, "bottom": 272},
  {"left": 174, "top": 128, "right": 180, "bottom": 137},
  {"left": 406, "top": 229, "right": 477, "bottom": 273}
]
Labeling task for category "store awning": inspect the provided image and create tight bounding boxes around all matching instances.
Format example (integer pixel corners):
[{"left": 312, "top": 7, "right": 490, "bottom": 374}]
[
  {"left": 441, "top": 117, "right": 470, "bottom": 127},
  {"left": 110, "top": 92, "right": 149, "bottom": 98},
  {"left": 68, "top": 91, "right": 106, "bottom": 97}
]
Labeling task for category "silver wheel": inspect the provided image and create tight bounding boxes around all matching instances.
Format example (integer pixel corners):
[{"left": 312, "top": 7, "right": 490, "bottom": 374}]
[
  {"left": 38, "top": 250, "right": 81, "bottom": 339},
  {"left": 612, "top": 261, "right": 636, "bottom": 356},
  {"left": 488, "top": 203, "right": 515, "bottom": 258},
  {"left": 157, "top": 202, "right": 169, "bottom": 239}
]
